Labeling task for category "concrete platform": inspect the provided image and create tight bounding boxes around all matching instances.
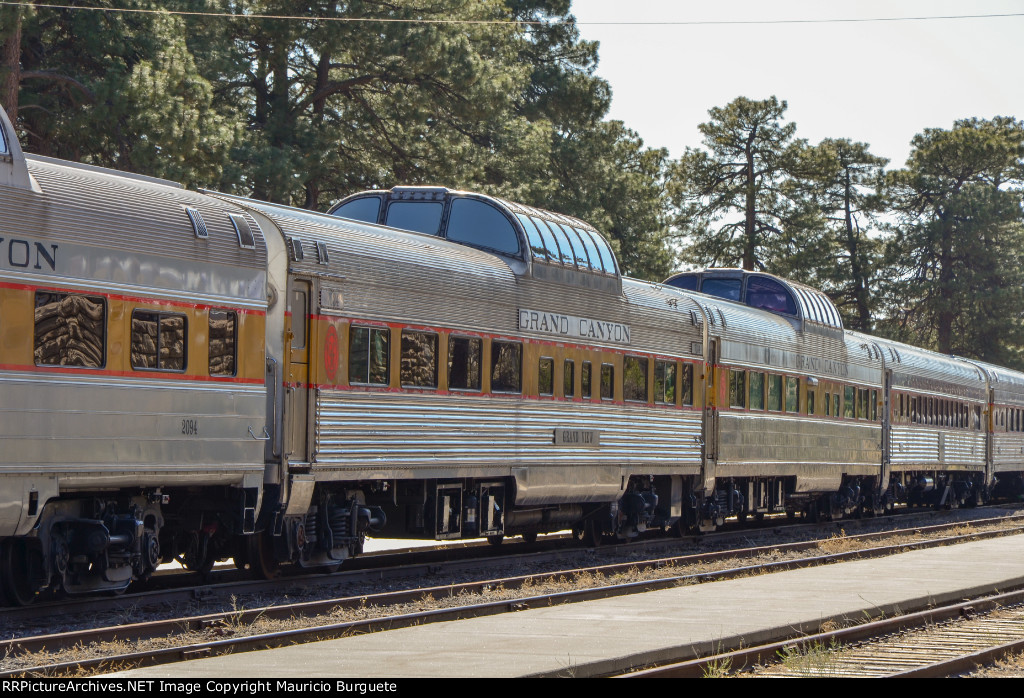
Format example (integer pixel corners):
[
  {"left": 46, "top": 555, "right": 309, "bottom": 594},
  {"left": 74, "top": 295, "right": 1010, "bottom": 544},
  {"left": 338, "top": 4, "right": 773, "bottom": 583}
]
[{"left": 114, "top": 534, "right": 1024, "bottom": 678}]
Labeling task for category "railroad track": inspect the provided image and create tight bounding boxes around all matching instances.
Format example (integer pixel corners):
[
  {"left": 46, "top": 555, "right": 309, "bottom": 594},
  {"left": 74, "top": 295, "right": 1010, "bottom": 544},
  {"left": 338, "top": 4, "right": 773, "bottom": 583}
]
[
  {"left": 5, "top": 511, "right": 1024, "bottom": 677},
  {"left": 1, "top": 502, "right": 1010, "bottom": 625},
  {"left": 625, "top": 591, "right": 1024, "bottom": 678}
]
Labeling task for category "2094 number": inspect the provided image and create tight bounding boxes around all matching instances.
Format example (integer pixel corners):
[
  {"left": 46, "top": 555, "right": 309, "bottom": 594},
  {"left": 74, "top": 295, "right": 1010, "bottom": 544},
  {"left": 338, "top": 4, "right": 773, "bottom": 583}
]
[{"left": 181, "top": 418, "right": 199, "bottom": 436}]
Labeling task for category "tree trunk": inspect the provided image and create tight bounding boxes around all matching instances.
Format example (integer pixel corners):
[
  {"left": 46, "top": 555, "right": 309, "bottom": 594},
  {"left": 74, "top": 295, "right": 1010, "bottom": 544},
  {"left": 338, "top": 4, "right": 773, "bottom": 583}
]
[{"left": 0, "top": 5, "right": 21, "bottom": 123}]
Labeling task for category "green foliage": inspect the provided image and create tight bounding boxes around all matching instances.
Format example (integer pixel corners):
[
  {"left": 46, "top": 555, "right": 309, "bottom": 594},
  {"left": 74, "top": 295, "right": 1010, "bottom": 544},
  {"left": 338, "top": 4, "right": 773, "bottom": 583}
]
[
  {"left": 880, "top": 117, "right": 1024, "bottom": 366},
  {"left": 667, "top": 96, "right": 804, "bottom": 273},
  {"left": 8, "top": 0, "right": 673, "bottom": 276},
  {"left": 785, "top": 138, "right": 889, "bottom": 331}
]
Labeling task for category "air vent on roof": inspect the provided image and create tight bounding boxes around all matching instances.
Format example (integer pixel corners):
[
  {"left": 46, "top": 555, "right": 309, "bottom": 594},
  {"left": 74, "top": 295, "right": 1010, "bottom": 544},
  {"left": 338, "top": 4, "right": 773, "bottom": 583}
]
[
  {"left": 316, "top": 241, "right": 329, "bottom": 264},
  {"left": 228, "top": 213, "right": 256, "bottom": 249},
  {"left": 184, "top": 206, "right": 208, "bottom": 239},
  {"left": 290, "top": 237, "right": 304, "bottom": 261}
]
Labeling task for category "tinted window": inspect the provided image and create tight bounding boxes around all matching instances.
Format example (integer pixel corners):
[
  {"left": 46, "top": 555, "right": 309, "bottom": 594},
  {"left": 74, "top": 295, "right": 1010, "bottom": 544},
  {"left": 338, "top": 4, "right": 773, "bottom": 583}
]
[
  {"left": 582, "top": 361, "right": 592, "bottom": 398},
  {"left": 587, "top": 230, "right": 617, "bottom": 273},
  {"left": 34, "top": 292, "right": 106, "bottom": 368},
  {"left": 600, "top": 363, "right": 614, "bottom": 400},
  {"left": 624, "top": 356, "right": 648, "bottom": 402},
  {"left": 131, "top": 311, "right": 186, "bottom": 371},
  {"left": 446, "top": 199, "right": 520, "bottom": 255},
  {"left": 401, "top": 331, "right": 438, "bottom": 388},
  {"left": 385, "top": 201, "right": 443, "bottom": 236},
  {"left": 333, "top": 196, "right": 382, "bottom": 224},
  {"left": 517, "top": 214, "right": 552, "bottom": 260},
  {"left": 350, "top": 326, "right": 390, "bottom": 385},
  {"left": 729, "top": 370, "right": 746, "bottom": 408},
  {"left": 540, "top": 220, "right": 576, "bottom": 265},
  {"left": 558, "top": 224, "right": 590, "bottom": 267},
  {"left": 491, "top": 341, "right": 522, "bottom": 393},
  {"left": 564, "top": 359, "right": 575, "bottom": 398},
  {"left": 655, "top": 360, "right": 676, "bottom": 404},
  {"left": 538, "top": 357, "right": 554, "bottom": 396},
  {"left": 208, "top": 309, "right": 236, "bottom": 376},
  {"left": 701, "top": 278, "right": 742, "bottom": 301},
  {"left": 681, "top": 363, "right": 694, "bottom": 406},
  {"left": 527, "top": 216, "right": 561, "bottom": 261},
  {"left": 448, "top": 336, "right": 481, "bottom": 391},
  {"left": 747, "top": 276, "right": 797, "bottom": 314},
  {"left": 749, "top": 372, "right": 765, "bottom": 410},
  {"left": 665, "top": 275, "right": 699, "bottom": 291}
]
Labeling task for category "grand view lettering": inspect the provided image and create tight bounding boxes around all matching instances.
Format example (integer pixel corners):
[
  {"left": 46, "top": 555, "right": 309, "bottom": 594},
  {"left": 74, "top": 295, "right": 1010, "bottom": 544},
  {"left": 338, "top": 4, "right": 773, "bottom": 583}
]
[{"left": 518, "top": 309, "right": 631, "bottom": 345}]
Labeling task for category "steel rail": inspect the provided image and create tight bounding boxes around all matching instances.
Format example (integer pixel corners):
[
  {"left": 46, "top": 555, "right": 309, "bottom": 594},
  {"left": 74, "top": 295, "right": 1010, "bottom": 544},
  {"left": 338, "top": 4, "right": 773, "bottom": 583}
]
[{"left": 5, "top": 519, "right": 1024, "bottom": 677}]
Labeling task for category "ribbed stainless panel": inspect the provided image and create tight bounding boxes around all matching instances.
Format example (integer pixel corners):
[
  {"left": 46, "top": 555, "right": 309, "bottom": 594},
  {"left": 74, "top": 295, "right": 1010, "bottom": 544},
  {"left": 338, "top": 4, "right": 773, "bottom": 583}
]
[
  {"left": 719, "top": 413, "right": 881, "bottom": 471},
  {"left": 18, "top": 158, "right": 267, "bottom": 273},
  {"left": 313, "top": 391, "right": 703, "bottom": 475},
  {"left": 993, "top": 433, "right": 1024, "bottom": 470},
  {"left": 696, "top": 295, "right": 881, "bottom": 385},
  {"left": 970, "top": 359, "right": 1024, "bottom": 407},
  {"left": 864, "top": 334, "right": 987, "bottom": 400},
  {"left": 890, "top": 426, "right": 986, "bottom": 467}
]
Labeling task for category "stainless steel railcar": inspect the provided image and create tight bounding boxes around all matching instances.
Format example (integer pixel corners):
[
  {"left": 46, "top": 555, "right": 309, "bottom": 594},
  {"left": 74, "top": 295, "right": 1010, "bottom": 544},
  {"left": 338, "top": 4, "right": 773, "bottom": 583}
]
[{"left": 5, "top": 99, "right": 1024, "bottom": 604}]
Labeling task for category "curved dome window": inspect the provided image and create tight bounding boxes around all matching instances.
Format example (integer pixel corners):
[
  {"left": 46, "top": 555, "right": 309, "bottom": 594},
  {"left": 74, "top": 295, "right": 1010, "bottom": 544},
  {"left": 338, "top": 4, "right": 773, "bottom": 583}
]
[
  {"left": 332, "top": 196, "right": 381, "bottom": 224},
  {"left": 385, "top": 201, "right": 443, "bottom": 236},
  {"left": 446, "top": 198, "right": 520, "bottom": 255},
  {"left": 746, "top": 276, "right": 797, "bottom": 315}
]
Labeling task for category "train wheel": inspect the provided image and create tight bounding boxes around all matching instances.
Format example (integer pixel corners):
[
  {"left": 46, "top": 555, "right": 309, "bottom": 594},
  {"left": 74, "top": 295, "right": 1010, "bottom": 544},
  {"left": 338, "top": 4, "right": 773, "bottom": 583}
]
[
  {"left": 246, "top": 531, "right": 279, "bottom": 580},
  {"left": 581, "top": 520, "right": 602, "bottom": 547},
  {"left": 0, "top": 540, "right": 36, "bottom": 606},
  {"left": 487, "top": 534, "right": 504, "bottom": 546},
  {"left": 521, "top": 532, "right": 538, "bottom": 544}
]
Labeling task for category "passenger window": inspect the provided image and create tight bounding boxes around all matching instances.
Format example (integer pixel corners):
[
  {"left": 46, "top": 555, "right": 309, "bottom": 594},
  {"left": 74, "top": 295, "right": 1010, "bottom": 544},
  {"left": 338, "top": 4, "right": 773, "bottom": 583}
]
[
  {"left": 491, "top": 340, "right": 522, "bottom": 393},
  {"left": 600, "top": 363, "right": 614, "bottom": 400},
  {"left": 749, "top": 372, "right": 765, "bottom": 410},
  {"left": 833, "top": 393, "right": 840, "bottom": 418},
  {"left": 624, "top": 356, "right": 648, "bottom": 402},
  {"left": 448, "top": 336, "right": 482, "bottom": 391},
  {"left": 824, "top": 391, "right": 832, "bottom": 417},
  {"left": 34, "top": 292, "right": 106, "bottom": 368},
  {"left": 131, "top": 310, "right": 186, "bottom": 371},
  {"left": 746, "top": 276, "right": 797, "bottom": 315},
  {"left": 332, "top": 196, "right": 382, "bottom": 224},
  {"left": 516, "top": 215, "right": 552, "bottom": 261},
  {"left": 208, "top": 309, "right": 237, "bottom": 376},
  {"left": 582, "top": 361, "right": 593, "bottom": 398},
  {"left": 564, "top": 359, "right": 575, "bottom": 398},
  {"left": 701, "top": 278, "right": 742, "bottom": 301},
  {"left": 681, "top": 363, "right": 694, "bottom": 406},
  {"left": 872, "top": 390, "right": 878, "bottom": 421},
  {"left": 785, "top": 377, "right": 799, "bottom": 412},
  {"left": 446, "top": 199, "right": 521, "bottom": 256},
  {"left": 350, "top": 326, "right": 390, "bottom": 385},
  {"left": 807, "top": 390, "right": 815, "bottom": 416},
  {"left": 401, "top": 330, "right": 438, "bottom": 388},
  {"left": 385, "top": 201, "right": 444, "bottom": 236},
  {"left": 729, "top": 369, "right": 746, "bottom": 409},
  {"left": 538, "top": 357, "right": 554, "bottom": 396},
  {"left": 844, "top": 386, "right": 856, "bottom": 418},
  {"left": 654, "top": 360, "right": 676, "bottom": 405},
  {"left": 767, "top": 374, "right": 783, "bottom": 411}
]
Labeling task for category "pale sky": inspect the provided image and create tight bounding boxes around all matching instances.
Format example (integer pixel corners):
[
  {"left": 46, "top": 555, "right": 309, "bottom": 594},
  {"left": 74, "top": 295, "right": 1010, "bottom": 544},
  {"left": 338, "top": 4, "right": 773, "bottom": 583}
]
[{"left": 571, "top": 0, "right": 1024, "bottom": 169}]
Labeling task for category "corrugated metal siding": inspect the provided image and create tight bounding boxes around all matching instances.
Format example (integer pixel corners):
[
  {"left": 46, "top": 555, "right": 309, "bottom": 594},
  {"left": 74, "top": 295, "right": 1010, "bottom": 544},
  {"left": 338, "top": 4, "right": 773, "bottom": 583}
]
[
  {"left": 313, "top": 391, "right": 703, "bottom": 473},
  {"left": 890, "top": 426, "right": 986, "bottom": 467},
  {"left": 21, "top": 158, "right": 267, "bottom": 274},
  {"left": 719, "top": 413, "right": 881, "bottom": 469}
]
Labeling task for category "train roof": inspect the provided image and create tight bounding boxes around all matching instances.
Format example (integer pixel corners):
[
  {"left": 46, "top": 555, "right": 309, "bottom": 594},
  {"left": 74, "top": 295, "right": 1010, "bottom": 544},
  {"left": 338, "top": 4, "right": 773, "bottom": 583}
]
[
  {"left": 328, "top": 186, "right": 622, "bottom": 294},
  {"left": 663, "top": 268, "right": 844, "bottom": 336}
]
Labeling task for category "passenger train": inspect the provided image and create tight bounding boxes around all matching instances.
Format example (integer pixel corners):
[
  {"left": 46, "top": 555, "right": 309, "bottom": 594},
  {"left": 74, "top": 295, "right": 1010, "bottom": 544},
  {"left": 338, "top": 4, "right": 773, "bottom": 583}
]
[{"left": 1, "top": 104, "right": 1022, "bottom": 605}]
